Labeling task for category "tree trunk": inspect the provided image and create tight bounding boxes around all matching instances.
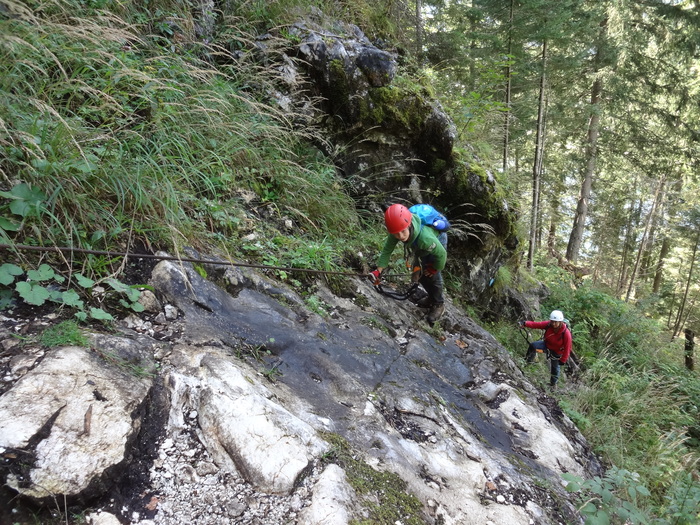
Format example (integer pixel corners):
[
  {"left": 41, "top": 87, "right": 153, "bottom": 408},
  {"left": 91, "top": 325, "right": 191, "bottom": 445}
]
[
  {"left": 617, "top": 247, "right": 629, "bottom": 297},
  {"left": 640, "top": 177, "right": 667, "bottom": 281},
  {"left": 502, "top": 0, "right": 514, "bottom": 173},
  {"left": 528, "top": 38, "right": 547, "bottom": 271},
  {"left": 653, "top": 179, "right": 681, "bottom": 293},
  {"left": 566, "top": 74, "right": 602, "bottom": 263},
  {"left": 673, "top": 230, "right": 700, "bottom": 336},
  {"left": 535, "top": 122, "right": 548, "bottom": 252},
  {"left": 616, "top": 190, "right": 641, "bottom": 297},
  {"left": 680, "top": 293, "right": 697, "bottom": 334},
  {"left": 536, "top": 105, "right": 548, "bottom": 252},
  {"left": 536, "top": 194, "right": 544, "bottom": 250},
  {"left": 626, "top": 175, "right": 666, "bottom": 302},
  {"left": 415, "top": 0, "right": 423, "bottom": 61},
  {"left": 653, "top": 235, "right": 671, "bottom": 294},
  {"left": 667, "top": 288, "right": 676, "bottom": 330},
  {"left": 566, "top": 16, "right": 607, "bottom": 263},
  {"left": 548, "top": 193, "right": 559, "bottom": 252}
]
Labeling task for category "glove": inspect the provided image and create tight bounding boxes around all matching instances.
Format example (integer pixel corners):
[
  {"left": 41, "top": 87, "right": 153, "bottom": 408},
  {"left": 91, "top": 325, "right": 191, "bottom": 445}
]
[
  {"left": 369, "top": 269, "right": 382, "bottom": 286},
  {"left": 519, "top": 320, "right": 526, "bottom": 328},
  {"left": 423, "top": 266, "right": 437, "bottom": 278}
]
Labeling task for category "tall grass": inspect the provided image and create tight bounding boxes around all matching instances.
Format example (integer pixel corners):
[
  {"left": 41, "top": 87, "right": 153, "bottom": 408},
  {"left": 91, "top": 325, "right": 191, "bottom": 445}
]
[
  {"left": 222, "top": 0, "right": 409, "bottom": 41},
  {"left": 1, "top": 0, "right": 369, "bottom": 280}
]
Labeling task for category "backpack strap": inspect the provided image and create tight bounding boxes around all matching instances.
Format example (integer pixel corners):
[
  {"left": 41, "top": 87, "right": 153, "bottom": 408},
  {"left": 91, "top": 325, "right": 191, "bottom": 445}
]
[{"left": 411, "top": 222, "right": 424, "bottom": 247}]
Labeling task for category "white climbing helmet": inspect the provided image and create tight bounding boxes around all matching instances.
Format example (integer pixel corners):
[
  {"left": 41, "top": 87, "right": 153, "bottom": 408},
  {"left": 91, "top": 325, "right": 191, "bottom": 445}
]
[{"left": 549, "top": 310, "right": 564, "bottom": 322}]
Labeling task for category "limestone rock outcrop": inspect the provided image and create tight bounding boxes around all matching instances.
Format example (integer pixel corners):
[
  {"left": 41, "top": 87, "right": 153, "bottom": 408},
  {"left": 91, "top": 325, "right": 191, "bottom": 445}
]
[
  {"left": 261, "top": 14, "right": 520, "bottom": 311},
  {"left": 0, "top": 253, "right": 599, "bottom": 524}
]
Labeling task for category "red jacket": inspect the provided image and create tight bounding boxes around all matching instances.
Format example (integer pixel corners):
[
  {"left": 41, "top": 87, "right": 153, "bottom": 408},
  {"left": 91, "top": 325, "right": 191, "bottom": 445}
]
[{"left": 525, "top": 321, "right": 572, "bottom": 363}]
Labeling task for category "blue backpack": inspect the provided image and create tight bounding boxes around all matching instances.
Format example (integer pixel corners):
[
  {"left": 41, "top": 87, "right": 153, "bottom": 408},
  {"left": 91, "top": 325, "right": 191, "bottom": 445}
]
[{"left": 409, "top": 204, "right": 450, "bottom": 232}]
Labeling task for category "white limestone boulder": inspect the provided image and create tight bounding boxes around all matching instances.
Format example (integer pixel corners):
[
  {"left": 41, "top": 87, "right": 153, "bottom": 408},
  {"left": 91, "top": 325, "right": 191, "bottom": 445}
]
[{"left": 0, "top": 339, "right": 154, "bottom": 500}]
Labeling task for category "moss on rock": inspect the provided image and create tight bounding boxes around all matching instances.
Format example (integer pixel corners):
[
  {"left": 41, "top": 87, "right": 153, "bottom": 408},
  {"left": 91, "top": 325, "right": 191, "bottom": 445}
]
[
  {"left": 328, "top": 58, "right": 352, "bottom": 116},
  {"left": 358, "top": 85, "right": 431, "bottom": 132},
  {"left": 320, "top": 432, "right": 426, "bottom": 524}
]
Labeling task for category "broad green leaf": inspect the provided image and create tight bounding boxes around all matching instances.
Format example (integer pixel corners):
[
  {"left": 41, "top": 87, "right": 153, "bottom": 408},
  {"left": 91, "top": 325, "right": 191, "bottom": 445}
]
[
  {"left": 7, "top": 183, "right": 46, "bottom": 218},
  {"left": 121, "top": 298, "right": 145, "bottom": 312},
  {"left": 91, "top": 230, "right": 106, "bottom": 243},
  {"left": 124, "top": 287, "right": 140, "bottom": 302},
  {"left": 636, "top": 485, "right": 650, "bottom": 497},
  {"left": 15, "top": 281, "right": 50, "bottom": 305},
  {"left": 130, "top": 301, "right": 145, "bottom": 313},
  {"left": 0, "top": 217, "right": 20, "bottom": 231},
  {"left": 10, "top": 183, "right": 38, "bottom": 200},
  {"left": 107, "top": 278, "right": 142, "bottom": 302},
  {"left": 106, "top": 277, "right": 129, "bottom": 293},
  {"left": 0, "top": 289, "right": 13, "bottom": 309},
  {"left": 9, "top": 197, "right": 31, "bottom": 217},
  {"left": 61, "top": 289, "right": 84, "bottom": 309},
  {"left": 74, "top": 159, "right": 97, "bottom": 173},
  {"left": 561, "top": 472, "right": 583, "bottom": 492},
  {"left": 587, "top": 510, "right": 610, "bottom": 525},
  {"left": 74, "top": 273, "right": 95, "bottom": 288},
  {"left": 0, "top": 263, "right": 23, "bottom": 285},
  {"left": 30, "top": 159, "right": 52, "bottom": 173},
  {"left": 27, "top": 264, "right": 56, "bottom": 282},
  {"left": 565, "top": 481, "right": 581, "bottom": 492},
  {"left": 90, "top": 307, "right": 114, "bottom": 320},
  {"left": 74, "top": 311, "right": 87, "bottom": 322}
]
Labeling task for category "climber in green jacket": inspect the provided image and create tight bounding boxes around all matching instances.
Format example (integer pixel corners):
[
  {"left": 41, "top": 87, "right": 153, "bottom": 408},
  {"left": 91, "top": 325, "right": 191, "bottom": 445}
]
[{"left": 369, "top": 204, "right": 447, "bottom": 324}]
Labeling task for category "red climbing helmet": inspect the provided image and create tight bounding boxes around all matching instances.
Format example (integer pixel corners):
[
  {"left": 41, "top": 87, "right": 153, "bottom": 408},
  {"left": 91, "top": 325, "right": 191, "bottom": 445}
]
[{"left": 384, "top": 204, "right": 412, "bottom": 234}]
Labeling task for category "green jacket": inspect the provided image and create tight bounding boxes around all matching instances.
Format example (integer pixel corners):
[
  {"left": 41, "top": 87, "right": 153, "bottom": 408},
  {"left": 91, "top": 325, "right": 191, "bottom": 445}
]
[{"left": 377, "top": 215, "right": 447, "bottom": 271}]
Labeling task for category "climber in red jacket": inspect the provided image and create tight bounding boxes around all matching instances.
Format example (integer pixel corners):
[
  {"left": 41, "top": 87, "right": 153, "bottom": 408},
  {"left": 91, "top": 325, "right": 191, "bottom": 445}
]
[{"left": 519, "top": 309, "right": 572, "bottom": 388}]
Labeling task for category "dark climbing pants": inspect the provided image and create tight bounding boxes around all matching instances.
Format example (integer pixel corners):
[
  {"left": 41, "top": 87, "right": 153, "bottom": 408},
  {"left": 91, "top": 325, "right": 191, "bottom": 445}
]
[
  {"left": 418, "top": 232, "right": 447, "bottom": 305},
  {"left": 419, "top": 271, "right": 444, "bottom": 305},
  {"left": 526, "top": 340, "right": 562, "bottom": 386}
]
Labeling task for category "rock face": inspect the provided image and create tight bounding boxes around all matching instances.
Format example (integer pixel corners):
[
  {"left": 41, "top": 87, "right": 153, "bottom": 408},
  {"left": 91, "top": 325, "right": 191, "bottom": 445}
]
[
  {"left": 0, "top": 336, "right": 155, "bottom": 501},
  {"left": 287, "top": 17, "right": 456, "bottom": 195},
  {"left": 0, "top": 253, "right": 601, "bottom": 524},
  {"left": 263, "top": 14, "right": 519, "bottom": 310}
]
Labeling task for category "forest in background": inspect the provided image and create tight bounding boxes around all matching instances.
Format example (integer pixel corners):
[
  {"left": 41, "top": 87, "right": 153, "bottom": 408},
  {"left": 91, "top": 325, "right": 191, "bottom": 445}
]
[
  {"left": 1, "top": 0, "right": 700, "bottom": 523},
  {"left": 408, "top": 0, "right": 700, "bottom": 337}
]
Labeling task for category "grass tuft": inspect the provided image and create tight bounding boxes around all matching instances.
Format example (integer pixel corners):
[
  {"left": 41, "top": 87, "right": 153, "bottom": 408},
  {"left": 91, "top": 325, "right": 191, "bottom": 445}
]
[{"left": 40, "top": 320, "right": 88, "bottom": 347}]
